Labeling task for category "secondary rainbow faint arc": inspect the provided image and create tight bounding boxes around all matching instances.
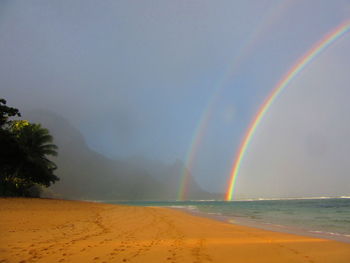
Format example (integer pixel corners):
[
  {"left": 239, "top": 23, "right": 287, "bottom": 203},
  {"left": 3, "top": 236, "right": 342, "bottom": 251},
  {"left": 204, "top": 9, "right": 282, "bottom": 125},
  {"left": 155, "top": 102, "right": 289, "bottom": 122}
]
[
  {"left": 226, "top": 20, "right": 350, "bottom": 201},
  {"left": 177, "top": 0, "right": 297, "bottom": 201}
]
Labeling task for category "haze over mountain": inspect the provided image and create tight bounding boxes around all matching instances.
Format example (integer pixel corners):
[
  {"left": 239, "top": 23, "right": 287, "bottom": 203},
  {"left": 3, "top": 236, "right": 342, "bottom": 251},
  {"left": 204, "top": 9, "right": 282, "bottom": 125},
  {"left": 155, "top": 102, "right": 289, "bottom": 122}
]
[
  {"left": 25, "top": 110, "right": 220, "bottom": 200},
  {"left": 1, "top": 1, "right": 349, "bottom": 199}
]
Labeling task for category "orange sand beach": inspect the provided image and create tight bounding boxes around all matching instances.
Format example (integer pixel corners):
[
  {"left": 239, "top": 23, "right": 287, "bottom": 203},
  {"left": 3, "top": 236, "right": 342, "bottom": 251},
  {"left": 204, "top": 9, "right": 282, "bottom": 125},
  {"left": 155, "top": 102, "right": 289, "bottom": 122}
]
[{"left": 1, "top": 198, "right": 349, "bottom": 263}]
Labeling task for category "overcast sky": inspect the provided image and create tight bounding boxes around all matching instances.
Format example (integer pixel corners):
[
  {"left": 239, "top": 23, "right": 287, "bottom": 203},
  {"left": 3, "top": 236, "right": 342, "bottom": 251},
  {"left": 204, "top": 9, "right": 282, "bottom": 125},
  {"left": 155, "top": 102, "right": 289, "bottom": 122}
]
[{"left": 1, "top": 0, "right": 350, "bottom": 197}]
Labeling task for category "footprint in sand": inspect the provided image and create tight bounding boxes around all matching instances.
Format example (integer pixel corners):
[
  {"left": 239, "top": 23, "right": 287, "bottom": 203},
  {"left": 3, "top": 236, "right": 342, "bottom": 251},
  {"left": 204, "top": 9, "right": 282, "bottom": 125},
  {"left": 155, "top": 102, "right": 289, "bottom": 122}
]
[
  {"left": 304, "top": 256, "right": 315, "bottom": 263},
  {"left": 290, "top": 249, "right": 299, "bottom": 254}
]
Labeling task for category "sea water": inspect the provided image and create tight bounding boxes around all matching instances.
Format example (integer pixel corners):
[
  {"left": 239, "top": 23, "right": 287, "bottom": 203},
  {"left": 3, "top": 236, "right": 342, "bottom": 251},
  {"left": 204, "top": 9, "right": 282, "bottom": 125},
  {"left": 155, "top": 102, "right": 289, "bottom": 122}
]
[{"left": 105, "top": 198, "right": 350, "bottom": 243}]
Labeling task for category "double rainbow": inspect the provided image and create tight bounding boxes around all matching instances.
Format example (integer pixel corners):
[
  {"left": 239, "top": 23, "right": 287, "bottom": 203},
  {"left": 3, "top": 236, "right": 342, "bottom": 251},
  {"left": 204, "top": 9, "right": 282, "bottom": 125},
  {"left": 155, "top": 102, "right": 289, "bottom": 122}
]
[{"left": 226, "top": 20, "right": 350, "bottom": 201}]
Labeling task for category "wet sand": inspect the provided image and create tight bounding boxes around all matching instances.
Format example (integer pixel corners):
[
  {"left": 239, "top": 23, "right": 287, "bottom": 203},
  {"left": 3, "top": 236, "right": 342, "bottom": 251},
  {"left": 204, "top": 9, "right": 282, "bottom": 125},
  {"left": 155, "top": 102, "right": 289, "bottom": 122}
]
[{"left": 1, "top": 198, "right": 350, "bottom": 263}]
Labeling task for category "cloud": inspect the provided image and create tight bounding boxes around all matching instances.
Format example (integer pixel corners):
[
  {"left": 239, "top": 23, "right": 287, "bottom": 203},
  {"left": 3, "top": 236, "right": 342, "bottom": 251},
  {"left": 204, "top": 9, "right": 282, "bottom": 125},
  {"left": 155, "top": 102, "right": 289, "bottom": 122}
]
[{"left": 1, "top": 1, "right": 349, "bottom": 197}]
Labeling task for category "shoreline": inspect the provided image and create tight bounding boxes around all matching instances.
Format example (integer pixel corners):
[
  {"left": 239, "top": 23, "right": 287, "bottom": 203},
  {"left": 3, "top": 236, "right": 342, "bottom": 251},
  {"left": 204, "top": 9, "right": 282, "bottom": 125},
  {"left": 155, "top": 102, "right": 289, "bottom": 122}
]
[
  {"left": 169, "top": 206, "right": 350, "bottom": 244},
  {"left": 1, "top": 198, "right": 350, "bottom": 263},
  {"left": 104, "top": 199, "right": 350, "bottom": 244}
]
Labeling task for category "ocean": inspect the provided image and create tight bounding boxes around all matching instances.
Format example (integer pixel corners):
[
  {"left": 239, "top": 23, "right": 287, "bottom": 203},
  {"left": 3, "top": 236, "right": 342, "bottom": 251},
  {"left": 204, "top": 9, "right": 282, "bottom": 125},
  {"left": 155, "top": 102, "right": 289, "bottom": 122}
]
[{"left": 105, "top": 198, "right": 350, "bottom": 243}]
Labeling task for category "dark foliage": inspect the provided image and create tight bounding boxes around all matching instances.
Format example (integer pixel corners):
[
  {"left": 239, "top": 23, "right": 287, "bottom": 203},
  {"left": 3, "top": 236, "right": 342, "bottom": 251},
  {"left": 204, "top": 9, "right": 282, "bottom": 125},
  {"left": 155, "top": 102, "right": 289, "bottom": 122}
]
[
  {"left": 0, "top": 99, "right": 59, "bottom": 197},
  {"left": 0, "top": 98, "right": 21, "bottom": 127}
]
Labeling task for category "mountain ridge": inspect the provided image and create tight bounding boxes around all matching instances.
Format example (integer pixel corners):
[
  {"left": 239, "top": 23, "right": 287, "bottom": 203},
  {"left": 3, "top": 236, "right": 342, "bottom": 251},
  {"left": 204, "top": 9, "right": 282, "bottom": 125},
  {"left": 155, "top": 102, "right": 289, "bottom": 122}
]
[{"left": 25, "top": 110, "right": 222, "bottom": 200}]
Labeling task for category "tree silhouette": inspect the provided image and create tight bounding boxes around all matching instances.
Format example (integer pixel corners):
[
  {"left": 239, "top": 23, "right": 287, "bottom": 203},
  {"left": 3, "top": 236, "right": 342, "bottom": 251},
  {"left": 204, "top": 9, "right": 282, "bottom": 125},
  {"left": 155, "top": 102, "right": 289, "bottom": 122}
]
[
  {"left": 11, "top": 121, "right": 59, "bottom": 186},
  {"left": 0, "top": 98, "right": 20, "bottom": 127},
  {"left": 0, "top": 99, "right": 59, "bottom": 196}
]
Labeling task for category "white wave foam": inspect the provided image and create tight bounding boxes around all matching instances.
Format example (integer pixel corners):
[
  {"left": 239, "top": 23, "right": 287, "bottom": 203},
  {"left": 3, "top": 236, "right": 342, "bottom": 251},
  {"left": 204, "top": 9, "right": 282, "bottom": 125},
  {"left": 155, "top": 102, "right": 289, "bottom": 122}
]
[
  {"left": 207, "top": 212, "right": 222, "bottom": 215},
  {"left": 235, "top": 196, "right": 346, "bottom": 201},
  {"left": 309, "top": 230, "right": 350, "bottom": 237},
  {"left": 185, "top": 199, "right": 218, "bottom": 202},
  {"left": 168, "top": 205, "right": 198, "bottom": 211}
]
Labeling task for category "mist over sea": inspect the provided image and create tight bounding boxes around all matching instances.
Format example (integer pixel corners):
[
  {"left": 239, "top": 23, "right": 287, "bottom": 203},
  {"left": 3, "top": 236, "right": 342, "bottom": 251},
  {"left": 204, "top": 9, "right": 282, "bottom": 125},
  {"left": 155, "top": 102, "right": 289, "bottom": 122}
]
[{"left": 106, "top": 198, "right": 350, "bottom": 243}]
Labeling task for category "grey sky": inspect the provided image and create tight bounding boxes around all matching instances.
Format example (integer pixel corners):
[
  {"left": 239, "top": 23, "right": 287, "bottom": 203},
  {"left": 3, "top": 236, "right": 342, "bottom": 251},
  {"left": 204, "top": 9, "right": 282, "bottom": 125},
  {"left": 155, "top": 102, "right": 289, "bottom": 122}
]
[{"left": 1, "top": 0, "right": 349, "bottom": 197}]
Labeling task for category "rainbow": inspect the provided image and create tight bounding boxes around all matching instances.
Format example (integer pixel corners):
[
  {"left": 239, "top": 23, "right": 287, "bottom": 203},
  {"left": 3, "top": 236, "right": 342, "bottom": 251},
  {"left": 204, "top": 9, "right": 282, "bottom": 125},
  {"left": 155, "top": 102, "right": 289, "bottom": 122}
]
[
  {"left": 177, "top": 0, "right": 296, "bottom": 200},
  {"left": 177, "top": 102, "right": 214, "bottom": 200},
  {"left": 226, "top": 20, "right": 350, "bottom": 201}
]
